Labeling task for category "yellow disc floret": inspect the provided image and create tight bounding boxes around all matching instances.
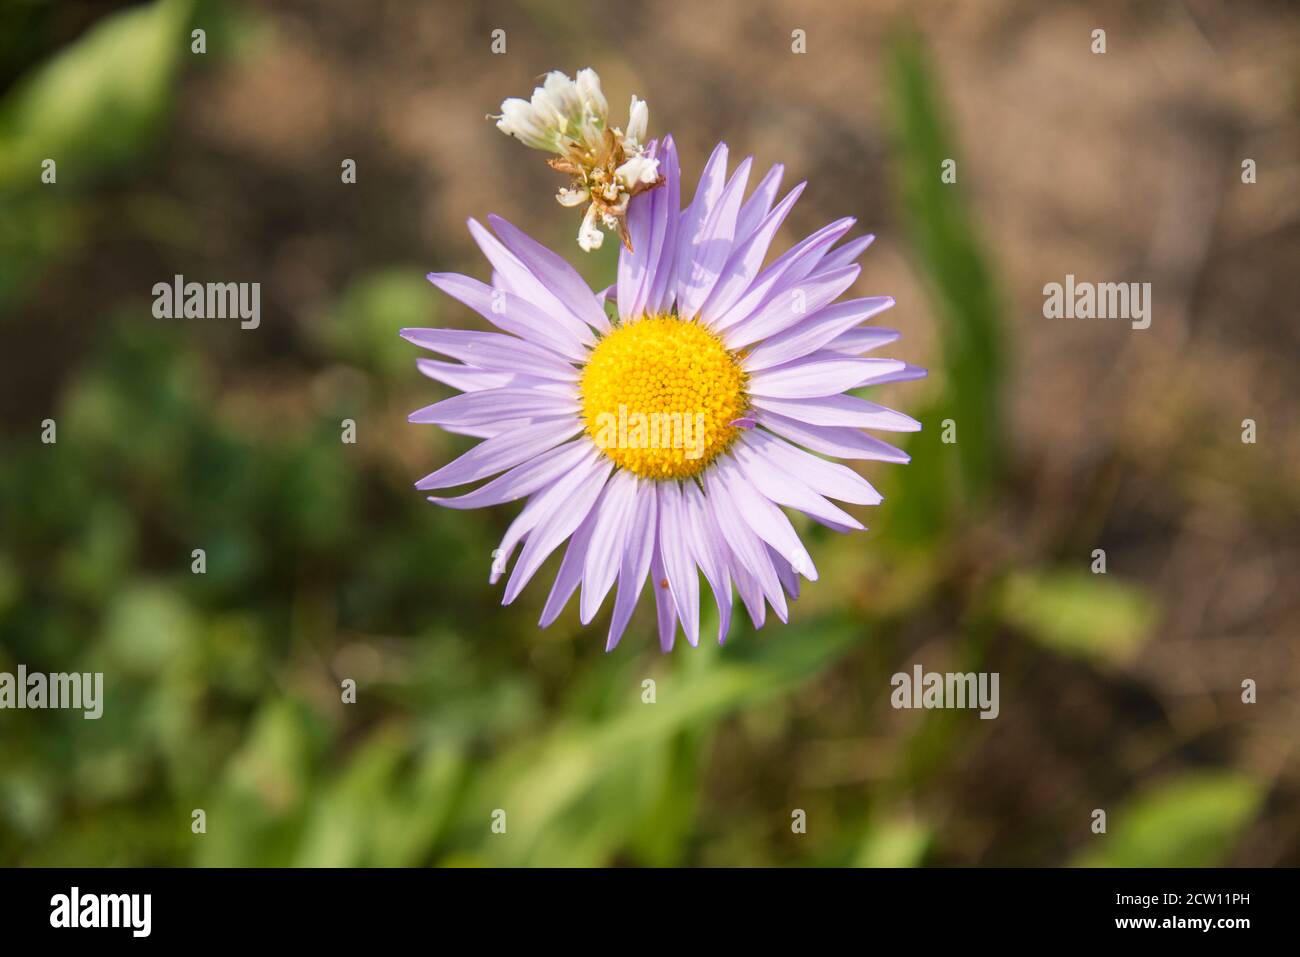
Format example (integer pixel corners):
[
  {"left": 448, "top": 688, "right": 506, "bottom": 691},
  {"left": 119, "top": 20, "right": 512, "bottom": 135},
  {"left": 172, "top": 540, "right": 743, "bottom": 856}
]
[{"left": 580, "top": 315, "right": 748, "bottom": 479}]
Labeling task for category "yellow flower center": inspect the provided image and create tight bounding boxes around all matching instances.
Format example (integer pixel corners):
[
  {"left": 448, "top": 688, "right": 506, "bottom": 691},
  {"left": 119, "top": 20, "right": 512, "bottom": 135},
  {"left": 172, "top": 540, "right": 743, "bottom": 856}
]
[{"left": 579, "top": 315, "right": 748, "bottom": 479}]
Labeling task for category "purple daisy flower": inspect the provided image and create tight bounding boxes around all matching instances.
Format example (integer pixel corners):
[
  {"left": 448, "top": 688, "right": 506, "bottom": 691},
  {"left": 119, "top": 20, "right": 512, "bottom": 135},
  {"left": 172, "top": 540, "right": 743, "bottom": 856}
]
[{"left": 404, "top": 138, "right": 925, "bottom": 651}]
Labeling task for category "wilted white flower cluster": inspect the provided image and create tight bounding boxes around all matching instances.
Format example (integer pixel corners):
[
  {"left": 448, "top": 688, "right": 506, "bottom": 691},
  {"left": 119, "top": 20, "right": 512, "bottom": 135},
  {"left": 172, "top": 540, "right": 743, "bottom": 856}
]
[{"left": 494, "top": 68, "right": 663, "bottom": 251}]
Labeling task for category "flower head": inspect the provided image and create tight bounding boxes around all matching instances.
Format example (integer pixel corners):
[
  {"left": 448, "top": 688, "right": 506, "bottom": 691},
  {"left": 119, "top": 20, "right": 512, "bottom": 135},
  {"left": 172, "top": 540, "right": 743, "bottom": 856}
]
[
  {"left": 405, "top": 139, "right": 925, "bottom": 651},
  {"left": 493, "top": 69, "right": 663, "bottom": 251}
]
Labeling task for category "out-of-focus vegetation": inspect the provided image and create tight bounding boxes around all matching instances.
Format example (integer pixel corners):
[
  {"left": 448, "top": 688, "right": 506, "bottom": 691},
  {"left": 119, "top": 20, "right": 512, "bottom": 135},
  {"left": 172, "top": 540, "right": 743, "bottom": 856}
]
[{"left": 1, "top": 1, "right": 1296, "bottom": 867}]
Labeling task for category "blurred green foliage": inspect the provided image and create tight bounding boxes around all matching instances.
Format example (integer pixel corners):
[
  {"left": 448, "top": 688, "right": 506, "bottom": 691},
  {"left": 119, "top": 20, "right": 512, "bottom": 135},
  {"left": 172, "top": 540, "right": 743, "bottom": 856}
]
[
  {"left": 1074, "top": 773, "right": 1263, "bottom": 868},
  {"left": 0, "top": 3, "right": 1267, "bottom": 868},
  {"left": 0, "top": 0, "right": 190, "bottom": 183},
  {"left": 999, "top": 570, "right": 1158, "bottom": 666},
  {"left": 883, "top": 30, "right": 1006, "bottom": 543},
  {"left": 318, "top": 269, "right": 437, "bottom": 380},
  {"left": 0, "top": 0, "right": 193, "bottom": 308}
]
